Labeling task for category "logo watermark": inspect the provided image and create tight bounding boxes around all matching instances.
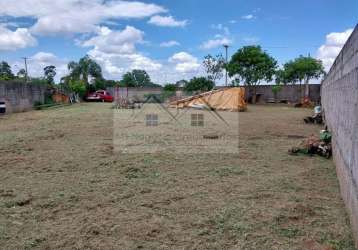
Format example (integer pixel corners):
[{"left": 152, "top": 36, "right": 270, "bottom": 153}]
[{"left": 113, "top": 92, "right": 240, "bottom": 154}]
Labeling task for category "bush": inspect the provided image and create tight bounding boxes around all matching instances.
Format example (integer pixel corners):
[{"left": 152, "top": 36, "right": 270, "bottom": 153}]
[
  {"left": 271, "top": 85, "right": 283, "bottom": 95},
  {"left": 69, "top": 80, "right": 86, "bottom": 98},
  {"left": 163, "top": 84, "right": 176, "bottom": 92},
  {"left": 184, "top": 77, "right": 215, "bottom": 92}
]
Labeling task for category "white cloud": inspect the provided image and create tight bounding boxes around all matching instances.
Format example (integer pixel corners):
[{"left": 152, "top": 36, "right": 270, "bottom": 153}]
[
  {"left": 210, "top": 24, "right": 230, "bottom": 36},
  {"left": 80, "top": 26, "right": 144, "bottom": 54},
  {"left": 0, "top": 25, "right": 37, "bottom": 51},
  {"left": 200, "top": 37, "right": 232, "bottom": 50},
  {"left": 160, "top": 40, "right": 180, "bottom": 47},
  {"left": 169, "top": 52, "right": 200, "bottom": 73},
  {"left": 31, "top": 52, "right": 57, "bottom": 62},
  {"left": 148, "top": 15, "right": 188, "bottom": 27},
  {"left": 30, "top": 52, "right": 68, "bottom": 79},
  {"left": 317, "top": 28, "right": 353, "bottom": 71},
  {"left": 242, "top": 14, "right": 255, "bottom": 20},
  {"left": 89, "top": 49, "right": 162, "bottom": 76},
  {"left": 79, "top": 25, "right": 162, "bottom": 78},
  {"left": 0, "top": 0, "right": 167, "bottom": 35}
]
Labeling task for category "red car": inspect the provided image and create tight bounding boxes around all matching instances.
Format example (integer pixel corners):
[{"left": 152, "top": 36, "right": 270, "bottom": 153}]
[{"left": 86, "top": 90, "right": 114, "bottom": 102}]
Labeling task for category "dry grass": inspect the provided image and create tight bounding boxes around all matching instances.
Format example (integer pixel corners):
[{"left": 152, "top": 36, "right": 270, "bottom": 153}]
[{"left": 0, "top": 103, "right": 355, "bottom": 250}]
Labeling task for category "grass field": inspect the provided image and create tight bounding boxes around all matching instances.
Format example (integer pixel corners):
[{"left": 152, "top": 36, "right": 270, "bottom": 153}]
[{"left": 0, "top": 103, "right": 355, "bottom": 249}]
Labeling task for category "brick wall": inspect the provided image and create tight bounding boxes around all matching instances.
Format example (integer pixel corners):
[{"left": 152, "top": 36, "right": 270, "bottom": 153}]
[
  {"left": 321, "top": 24, "right": 358, "bottom": 247},
  {"left": 0, "top": 81, "right": 46, "bottom": 113}
]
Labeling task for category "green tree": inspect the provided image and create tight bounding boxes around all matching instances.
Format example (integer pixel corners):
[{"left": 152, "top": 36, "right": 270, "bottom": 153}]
[
  {"left": 93, "top": 77, "right": 107, "bottom": 90},
  {"left": 162, "top": 83, "right": 177, "bottom": 100},
  {"left": 121, "top": 69, "right": 153, "bottom": 87},
  {"left": 105, "top": 80, "right": 117, "bottom": 88},
  {"left": 275, "top": 69, "right": 291, "bottom": 85},
  {"left": 282, "top": 56, "right": 325, "bottom": 99},
  {"left": 184, "top": 77, "right": 215, "bottom": 92},
  {"left": 203, "top": 54, "right": 225, "bottom": 83},
  {"left": 163, "top": 83, "right": 176, "bottom": 92},
  {"left": 67, "top": 55, "right": 102, "bottom": 87},
  {"left": 227, "top": 46, "right": 277, "bottom": 103},
  {"left": 0, "top": 61, "right": 15, "bottom": 80},
  {"left": 69, "top": 80, "right": 86, "bottom": 98},
  {"left": 271, "top": 84, "right": 283, "bottom": 102},
  {"left": 44, "top": 65, "right": 56, "bottom": 84}
]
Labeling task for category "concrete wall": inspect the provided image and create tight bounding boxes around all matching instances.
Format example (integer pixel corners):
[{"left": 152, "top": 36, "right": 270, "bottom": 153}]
[
  {"left": 321, "top": 24, "right": 358, "bottom": 247},
  {"left": 107, "top": 87, "right": 163, "bottom": 102},
  {"left": 244, "top": 84, "right": 321, "bottom": 103},
  {"left": 107, "top": 85, "right": 321, "bottom": 104},
  {"left": 0, "top": 81, "right": 46, "bottom": 113}
]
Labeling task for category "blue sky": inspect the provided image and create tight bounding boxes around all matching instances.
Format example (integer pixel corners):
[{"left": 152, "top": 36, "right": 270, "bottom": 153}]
[{"left": 0, "top": 0, "right": 357, "bottom": 84}]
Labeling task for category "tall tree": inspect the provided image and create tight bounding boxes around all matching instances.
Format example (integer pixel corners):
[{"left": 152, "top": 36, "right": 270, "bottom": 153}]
[
  {"left": 67, "top": 55, "right": 102, "bottom": 86},
  {"left": 44, "top": 65, "right": 56, "bottom": 84},
  {"left": 202, "top": 54, "right": 225, "bottom": 83},
  {"left": 121, "top": 69, "right": 153, "bottom": 87},
  {"left": 282, "top": 56, "right": 325, "bottom": 99},
  {"left": 275, "top": 69, "right": 291, "bottom": 85},
  {"left": 227, "top": 46, "right": 277, "bottom": 103},
  {"left": 0, "top": 61, "right": 15, "bottom": 80}
]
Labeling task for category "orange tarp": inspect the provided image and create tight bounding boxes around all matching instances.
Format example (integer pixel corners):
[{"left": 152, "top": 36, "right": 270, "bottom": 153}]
[{"left": 170, "top": 87, "right": 247, "bottom": 112}]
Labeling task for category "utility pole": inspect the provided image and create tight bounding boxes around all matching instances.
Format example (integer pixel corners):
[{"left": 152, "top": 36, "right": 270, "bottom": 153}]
[
  {"left": 22, "top": 57, "right": 29, "bottom": 83},
  {"left": 223, "top": 45, "right": 229, "bottom": 86}
]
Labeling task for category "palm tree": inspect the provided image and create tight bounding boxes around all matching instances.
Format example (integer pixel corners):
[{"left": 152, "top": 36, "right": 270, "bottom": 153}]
[{"left": 67, "top": 55, "right": 102, "bottom": 86}]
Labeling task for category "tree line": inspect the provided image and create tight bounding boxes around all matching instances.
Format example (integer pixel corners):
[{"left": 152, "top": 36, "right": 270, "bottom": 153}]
[
  {"left": 0, "top": 61, "right": 56, "bottom": 85},
  {"left": 0, "top": 46, "right": 325, "bottom": 103},
  {"left": 201, "top": 46, "right": 325, "bottom": 103}
]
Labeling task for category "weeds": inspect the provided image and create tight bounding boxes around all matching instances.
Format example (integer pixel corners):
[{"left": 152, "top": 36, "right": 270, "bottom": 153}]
[
  {"left": 277, "top": 227, "right": 302, "bottom": 238},
  {"left": 212, "top": 166, "right": 245, "bottom": 177}
]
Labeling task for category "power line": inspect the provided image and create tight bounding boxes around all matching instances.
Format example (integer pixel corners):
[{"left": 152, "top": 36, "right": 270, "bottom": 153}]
[
  {"left": 22, "top": 57, "right": 29, "bottom": 83},
  {"left": 223, "top": 44, "right": 229, "bottom": 87}
]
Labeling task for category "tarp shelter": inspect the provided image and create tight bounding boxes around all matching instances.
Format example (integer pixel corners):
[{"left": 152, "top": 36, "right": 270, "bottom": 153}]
[{"left": 170, "top": 87, "right": 247, "bottom": 112}]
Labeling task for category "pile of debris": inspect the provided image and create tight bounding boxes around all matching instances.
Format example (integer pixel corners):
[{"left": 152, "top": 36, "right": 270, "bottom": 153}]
[
  {"left": 289, "top": 129, "right": 332, "bottom": 158},
  {"left": 304, "top": 105, "right": 323, "bottom": 124},
  {"left": 170, "top": 87, "right": 247, "bottom": 112}
]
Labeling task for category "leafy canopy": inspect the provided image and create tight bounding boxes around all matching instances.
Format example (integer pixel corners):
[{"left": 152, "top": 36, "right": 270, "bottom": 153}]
[
  {"left": 121, "top": 69, "right": 157, "bottom": 87},
  {"left": 69, "top": 80, "right": 86, "bottom": 97},
  {"left": 282, "top": 56, "right": 325, "bottom": 84},
  {"left": 67, "top": 55, "right": 102, "bottom": 85},
  {"left": 184, "top": 77, "right": 215, "bottom": 92},
  {"left": 227, "top": 46, "right": 277, "bottom": 86},
  {"left": 0, "top": 61, "right": 15, "bottom": 80},
  {"left": 163, "top": 83, "right": 177, "bottom": 92}
]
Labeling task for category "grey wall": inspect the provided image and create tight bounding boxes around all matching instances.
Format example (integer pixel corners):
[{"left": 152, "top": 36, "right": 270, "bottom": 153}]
[
  {"left": 107, "top": 85, "right": 321, "bottom": 104},
  {"left": 321, "top": 24, "right": 358, "bottom": 247},
  {"left": 244, "top": 84, "right": 321, "bottom": 103},
  {"left": 107, "top": 87, "right": 163, "bottom": 102},
  {"left": 0, "top": 81, "right": 46, "bottom": 113}
]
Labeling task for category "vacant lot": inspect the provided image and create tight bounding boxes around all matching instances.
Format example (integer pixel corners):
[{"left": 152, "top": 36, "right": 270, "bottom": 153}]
[{"left": 0, "top": 103, "right": 355, "bottom": 249}]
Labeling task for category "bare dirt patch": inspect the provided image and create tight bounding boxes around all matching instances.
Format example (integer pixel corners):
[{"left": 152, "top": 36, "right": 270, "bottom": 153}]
[{"left": 0, "top": 103, "right": 355, "bottom": 249}]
